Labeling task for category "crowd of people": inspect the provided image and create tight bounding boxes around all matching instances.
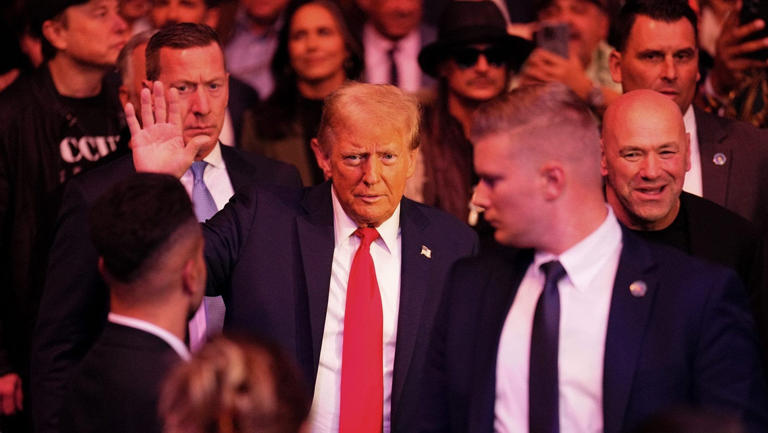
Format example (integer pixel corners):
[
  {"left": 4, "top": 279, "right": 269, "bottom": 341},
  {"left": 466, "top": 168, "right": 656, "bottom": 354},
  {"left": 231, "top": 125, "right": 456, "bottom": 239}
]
[{"left": 0, "top": 0, "right": 767, "bottom": 432}]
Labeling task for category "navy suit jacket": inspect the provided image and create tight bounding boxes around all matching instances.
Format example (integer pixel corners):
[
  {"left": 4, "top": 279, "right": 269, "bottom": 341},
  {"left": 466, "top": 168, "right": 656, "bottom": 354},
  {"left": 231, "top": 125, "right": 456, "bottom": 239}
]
[
  {"left": 695, "top": 107, "right": 768, "bottom": 235},
  {"left": 59, "top": 323, "right": 181, "bottom": 433},
  {"left": 31, "top": 146, "right": 300, "bottom": 433},
  {"left": 203, "top": 181, "right": 478, "bottom": 432},
  {"left": 420, "top": 228, "right": 768, "bottom": 433}
]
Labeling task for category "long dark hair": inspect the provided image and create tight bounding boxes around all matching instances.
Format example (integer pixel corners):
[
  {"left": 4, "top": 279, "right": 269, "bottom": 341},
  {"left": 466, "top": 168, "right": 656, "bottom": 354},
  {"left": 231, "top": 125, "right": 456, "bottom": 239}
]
[{"left": 261, "top": 0, "right": 363, "bottom": 139}]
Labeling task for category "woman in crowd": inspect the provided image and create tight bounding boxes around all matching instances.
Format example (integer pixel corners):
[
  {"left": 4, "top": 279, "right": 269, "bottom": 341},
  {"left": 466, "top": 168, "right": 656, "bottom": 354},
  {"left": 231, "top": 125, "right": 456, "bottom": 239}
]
[
  {"left": 160, "top": 335, "right": 310, "bottom": 433},
  {"left": 240, "top": 0, "right": 363, "bottom": 186}
]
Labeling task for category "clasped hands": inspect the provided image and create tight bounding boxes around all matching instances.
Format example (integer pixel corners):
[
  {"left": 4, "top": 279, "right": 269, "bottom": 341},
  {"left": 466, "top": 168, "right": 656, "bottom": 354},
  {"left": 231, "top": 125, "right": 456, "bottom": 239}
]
[{"left": 124, "top": 81, "right": 204, "bottom": 178}]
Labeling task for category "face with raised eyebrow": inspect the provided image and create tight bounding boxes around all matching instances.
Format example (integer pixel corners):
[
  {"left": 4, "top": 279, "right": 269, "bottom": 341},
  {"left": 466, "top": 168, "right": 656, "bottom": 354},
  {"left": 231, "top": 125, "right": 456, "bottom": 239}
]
[{"left": 313, "top": 118, "right": 416, "bottom": 228}]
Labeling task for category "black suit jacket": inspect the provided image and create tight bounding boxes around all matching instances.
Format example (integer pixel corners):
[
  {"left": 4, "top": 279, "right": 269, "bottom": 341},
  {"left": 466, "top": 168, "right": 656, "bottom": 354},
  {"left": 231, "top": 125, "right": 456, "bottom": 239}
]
[
  {"left": 30, "top": 146, "right": 300, "bottom": 433},
  {"left": 695, "top": 107, "right": 768, "bottom": 235},
  {"left": 421, "top": 228, "right": 768, "bottom": 433},
  {"left": 59, "top": 322, "right": 182, "bottom": 433},
  {"left": 633, "top": 192, "right": 768, "bottom": 353},
  {"left": 203, "top": 181, "right": 478, "bottom": 432}
]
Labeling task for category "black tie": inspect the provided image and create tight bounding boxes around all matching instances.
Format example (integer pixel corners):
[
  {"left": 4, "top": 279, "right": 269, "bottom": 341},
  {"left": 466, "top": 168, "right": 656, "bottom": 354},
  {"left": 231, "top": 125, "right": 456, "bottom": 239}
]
[
  {"left": 529, "top": 260, "right": 567, "bottom": 433},
  {"left": 388, "top": 44, "right": 399, "bottom": 87}
]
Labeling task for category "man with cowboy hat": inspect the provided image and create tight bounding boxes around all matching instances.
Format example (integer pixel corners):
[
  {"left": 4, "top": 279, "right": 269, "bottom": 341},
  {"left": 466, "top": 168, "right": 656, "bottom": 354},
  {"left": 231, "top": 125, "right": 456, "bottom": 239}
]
[{"left": 407, "top": 0, "right": 532, "bottom": 228}]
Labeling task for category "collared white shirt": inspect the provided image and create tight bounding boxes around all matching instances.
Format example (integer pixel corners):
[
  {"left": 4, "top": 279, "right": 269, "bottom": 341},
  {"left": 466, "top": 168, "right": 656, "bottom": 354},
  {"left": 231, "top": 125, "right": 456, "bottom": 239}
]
[
  {"left": 363, "top": 22, "right": 424, "bottom": 94},
  {"left": 108, "top": 313, "right": 191, "bottom": 361},
  {"left": 682, "top": 105, "right": 703, "bottom": 197},
  {"left": 179, "top": 142, "right": 235, "bottom": 211},
  {"left": 310, "top": 188, "right": 403, "bottom": 433},
  {"left": 494, "top": 207, "right": 623, "bottom": 433}
]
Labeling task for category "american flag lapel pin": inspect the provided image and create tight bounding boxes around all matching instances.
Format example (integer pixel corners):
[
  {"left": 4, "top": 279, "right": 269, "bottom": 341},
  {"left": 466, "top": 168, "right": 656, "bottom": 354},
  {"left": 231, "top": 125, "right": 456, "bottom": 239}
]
[{"left": 420, "top": 245, "right": 432, "bottom": 259}]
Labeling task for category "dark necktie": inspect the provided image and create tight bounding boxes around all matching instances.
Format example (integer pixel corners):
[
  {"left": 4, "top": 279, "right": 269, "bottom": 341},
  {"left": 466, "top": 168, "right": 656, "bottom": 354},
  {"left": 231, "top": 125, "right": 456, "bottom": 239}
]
[
  {"left": 388, "top": 44, "right": 399, "bottom": 87},
  {"left": 529, "top": 260, "right": 567, "bottom": 433},
  {"left": 339, "top": 228, "right": 383, "bottom": 433}
]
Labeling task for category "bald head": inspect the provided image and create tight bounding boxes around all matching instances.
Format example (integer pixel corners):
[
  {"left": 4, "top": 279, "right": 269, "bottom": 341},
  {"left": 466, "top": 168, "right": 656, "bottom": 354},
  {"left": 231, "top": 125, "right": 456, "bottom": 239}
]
[{"left": 601, "top": 89, "right": 690, "bottom": 230}]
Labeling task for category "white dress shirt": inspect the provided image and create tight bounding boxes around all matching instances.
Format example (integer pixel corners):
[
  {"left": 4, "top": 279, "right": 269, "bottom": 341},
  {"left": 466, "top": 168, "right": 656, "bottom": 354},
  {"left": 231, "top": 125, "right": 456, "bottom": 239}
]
[
  {"left": 108, "top": 313, "right": 191, "bottom": 361},
  {"left": 682, "top": 105, "right": 703, "bottom": 197},
  {"left": 310, "top": 188, "right": 402, "bottom": 433},
  {"left": 363, "top": 23, "right": 424, "bottom": 94},
  {"left": 494, "top": 207, "right": 623, "bottom": 433},
  {"left": 179, "top": 143, "right": 234, "bottom": 211}
]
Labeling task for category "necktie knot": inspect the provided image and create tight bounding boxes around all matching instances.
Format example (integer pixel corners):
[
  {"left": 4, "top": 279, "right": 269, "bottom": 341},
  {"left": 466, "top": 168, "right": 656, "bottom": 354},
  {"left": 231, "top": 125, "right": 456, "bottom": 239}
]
[
  {"left": 191, "top": 161, "right": 207, "bottom": 184},
  {"left": 540, "top": 260, "right": 566, "bottom": 286},
  {"left": 354, "top": 227, "right": 380, "bottom": 248}
]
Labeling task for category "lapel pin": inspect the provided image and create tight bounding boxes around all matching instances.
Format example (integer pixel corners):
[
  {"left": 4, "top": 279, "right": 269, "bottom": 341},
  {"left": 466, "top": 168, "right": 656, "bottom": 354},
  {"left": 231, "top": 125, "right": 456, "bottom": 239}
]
[
  {"left": 713, "top": 152, "right": 727, "bottom": 166},
  {"left": 420, "top": 245, "right": 432, "bottom": 259},
  {"left": 629, "top": 280, "right": 647, "bottom": 298}
]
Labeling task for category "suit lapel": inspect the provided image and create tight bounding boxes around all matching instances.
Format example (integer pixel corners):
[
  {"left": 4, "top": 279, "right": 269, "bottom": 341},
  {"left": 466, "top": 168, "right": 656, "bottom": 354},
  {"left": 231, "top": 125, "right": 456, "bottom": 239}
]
[
  {"left": 694, "top": 107, "right": 730, "bottom": 207},
  {"left": 296, "top": 182, "right": 335, "bottom": 377},
  {"left": 602, "top": 229, "right": 659, "bottom": 433},
  {"left": 390, "top": 199, "right": 431, "bottom": 418},
  {"left": 468, "top": 248, "right": 533, "bottom": 433},
  {"left": 220, "top": 145, "right": 250, "bottom": 191}
]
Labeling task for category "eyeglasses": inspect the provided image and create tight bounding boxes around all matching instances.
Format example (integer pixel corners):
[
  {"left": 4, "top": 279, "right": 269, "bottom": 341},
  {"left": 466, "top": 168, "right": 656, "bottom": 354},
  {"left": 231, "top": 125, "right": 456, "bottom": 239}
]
[{"left": 450, "top": 46, "right": 509, "bottom": 69}]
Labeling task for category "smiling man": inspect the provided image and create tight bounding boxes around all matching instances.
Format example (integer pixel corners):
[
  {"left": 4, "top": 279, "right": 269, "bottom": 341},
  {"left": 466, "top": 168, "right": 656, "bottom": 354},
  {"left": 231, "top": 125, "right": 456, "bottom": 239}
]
[
  {"left": 609, "top": 0, "right": 768, "bottom": 235},
  {"left": 602, "top": 89, "right": 768, "bottom": 363},
  {"left": 127, "top": 81, "right": 478, "bottom": 433},
  {"left": 420, "top": 83, "right": 768, "bottom": 433}
]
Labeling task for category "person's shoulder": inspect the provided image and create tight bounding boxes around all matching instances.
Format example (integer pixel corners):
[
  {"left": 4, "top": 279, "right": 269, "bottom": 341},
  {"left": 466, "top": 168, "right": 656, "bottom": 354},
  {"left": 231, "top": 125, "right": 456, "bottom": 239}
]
[
  {"left": 0, "top": 69, "right": 48, "bottom": 120},
  {"left": 696, "top": 106, "right": 768, "bottom": 144},
  {"left": 65, "top": 154, "right": 135, "bottom": 202},
  {"left": 222, "top": 145, "right": 301, "bottom": 186},
  {"left": 624, "top": 227, "right": 741, "bottom": 288},
  {"left": 403, "top": 197, "right": 476, "bottom": 239},
  {"left": 681, "top": 192, "right": 760, "bottom": 236}
]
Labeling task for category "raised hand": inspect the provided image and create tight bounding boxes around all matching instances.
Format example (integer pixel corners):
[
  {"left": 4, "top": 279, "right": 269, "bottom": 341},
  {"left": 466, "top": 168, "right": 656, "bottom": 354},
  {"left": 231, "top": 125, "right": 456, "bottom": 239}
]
[
  {"left": 124, "top": 81, "right": 202, "bottom": 177},
  {"left": 710, "top": 12, "right": 768, "bottom": 97}
]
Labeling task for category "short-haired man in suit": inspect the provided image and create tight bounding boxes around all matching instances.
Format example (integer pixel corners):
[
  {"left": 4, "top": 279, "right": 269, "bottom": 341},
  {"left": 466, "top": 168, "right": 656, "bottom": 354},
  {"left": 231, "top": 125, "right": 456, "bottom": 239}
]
[
  {"left": 609, "top": 0, "right": 768, "bottom": 235},
  {"left": 420, "top": 83, "right": 768, "bottom": 433},
  {"left": 601, "top": 89, "right": 767, "bottom": 357},
  {"left": 31, "top": 23, "right": 301, "bottom": 433},
  {"left": 60, "top": 173, "right": 205, "bottom": 433},
  {"left": 128, "top": 81, "right": 478, "bottom": 433}
]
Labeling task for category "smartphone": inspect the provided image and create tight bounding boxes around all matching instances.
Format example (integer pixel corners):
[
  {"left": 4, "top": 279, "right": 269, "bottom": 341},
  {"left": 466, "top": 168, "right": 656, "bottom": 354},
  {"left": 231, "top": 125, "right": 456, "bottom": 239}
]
[
  {"left": 740, "top": 0, "right": 768, "bottom": 60},
  {"left": 536, "top": 22, "right": 569, "bottom": 58}
]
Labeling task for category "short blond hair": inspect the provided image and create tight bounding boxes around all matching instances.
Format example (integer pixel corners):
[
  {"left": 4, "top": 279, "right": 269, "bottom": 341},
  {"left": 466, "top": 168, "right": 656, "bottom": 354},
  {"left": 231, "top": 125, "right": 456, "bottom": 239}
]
[
  {"left": 160, "top": 335, "right": 309, "bottom": 433},
  {"left": 316, "top": 82, "right": 421, "bottom": 153}
]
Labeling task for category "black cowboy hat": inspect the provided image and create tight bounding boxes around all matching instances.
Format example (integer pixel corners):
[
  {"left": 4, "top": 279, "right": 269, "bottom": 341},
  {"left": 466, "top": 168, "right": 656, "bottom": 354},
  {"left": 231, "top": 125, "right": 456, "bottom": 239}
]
[{"left": 418, "top": 0, "right": 534, "bottom": 77}]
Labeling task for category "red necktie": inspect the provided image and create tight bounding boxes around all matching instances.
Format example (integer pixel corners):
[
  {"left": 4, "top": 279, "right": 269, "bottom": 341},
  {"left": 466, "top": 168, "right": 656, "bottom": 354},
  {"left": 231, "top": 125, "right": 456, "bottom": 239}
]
[{"left": 339, "top": 227, "right": 383, "bottom": 433}]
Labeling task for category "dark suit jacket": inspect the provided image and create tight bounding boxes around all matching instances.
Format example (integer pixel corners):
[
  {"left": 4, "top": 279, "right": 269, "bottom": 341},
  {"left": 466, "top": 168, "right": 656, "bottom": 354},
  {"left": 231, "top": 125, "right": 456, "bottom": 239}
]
[
  {"left": 203, "top": 181, "right": 478, "bottom": 433},
  {"left": 633, "top": 192, "right": 768, "bottom": 354},
  {"left": 695, "top": 107, "right": 768, "bottom": 235},
  {"left": 421, "top": 228, "right": 768, "bottom": 433},
  {"left": 59, "top": 322, "right": 182, "bottom": 433},
  {"left": 30, "top": 147, "right": 300, "bottom": 433}
]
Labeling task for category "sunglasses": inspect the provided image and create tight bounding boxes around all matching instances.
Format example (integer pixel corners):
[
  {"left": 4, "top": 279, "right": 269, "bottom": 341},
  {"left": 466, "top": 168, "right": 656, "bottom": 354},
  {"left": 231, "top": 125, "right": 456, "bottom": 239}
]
[{"left": 450, "top": 46, "right": 509, "bottom": 69}]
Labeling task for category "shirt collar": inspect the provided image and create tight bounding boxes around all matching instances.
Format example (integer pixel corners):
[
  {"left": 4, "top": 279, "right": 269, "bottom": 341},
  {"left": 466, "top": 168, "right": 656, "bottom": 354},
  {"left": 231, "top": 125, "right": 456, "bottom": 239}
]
[
  {"left": 331, "top": 186, "right": 401, "bottom": 254},
  {"left": 201, "top": 141, "right": 224, "bottom": 169},
  {"left": 533, "top": 206, "right": 623, "bottom": 292},
  {"left": 108, "top": 312, "right": 191, "bottom": 361},
  {"left": 683, "top": 104, "right": 697, "bottom": 138}
]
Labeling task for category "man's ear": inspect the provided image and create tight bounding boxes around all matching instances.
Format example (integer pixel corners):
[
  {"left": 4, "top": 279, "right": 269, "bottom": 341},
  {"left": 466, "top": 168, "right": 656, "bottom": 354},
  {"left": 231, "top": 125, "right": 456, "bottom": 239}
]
[
  {"left": 599, "top": 138, "right": 608, "bottom": 176},
  {"left": 609, "top": 50, "right": 622, "bottom": 85},
  {"left": 311, "top": 138, "right": 333, "bottom": 180},
  {"left": 41, "top": 18, "right": 67, "bottom": 51},
  {"left": 540, "top": 162, "right": 565, "bottom": 201}
]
